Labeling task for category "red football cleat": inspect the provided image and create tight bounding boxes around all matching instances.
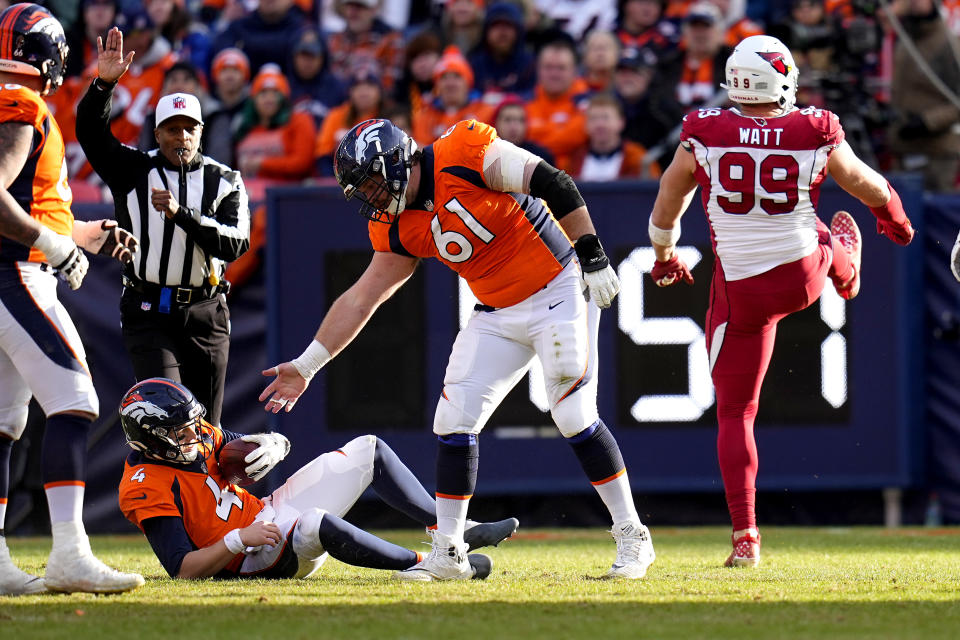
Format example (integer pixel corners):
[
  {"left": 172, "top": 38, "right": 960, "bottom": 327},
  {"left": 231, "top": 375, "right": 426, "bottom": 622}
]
[
  {"left": 830, "top": 210, "right": 862, "bottom": 300},
  {"left": 724, "top": 528, "right": 761, "bottom": 568}
]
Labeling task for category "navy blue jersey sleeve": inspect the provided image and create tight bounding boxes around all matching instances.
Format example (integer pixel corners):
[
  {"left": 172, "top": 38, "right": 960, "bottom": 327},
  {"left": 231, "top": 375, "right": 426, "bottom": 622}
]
[
  {"left": 220, "top": 429, "right": 245, "bottom": 444},
  {"left": 141, "top": 515, "right": 197, "bottom": 577}
]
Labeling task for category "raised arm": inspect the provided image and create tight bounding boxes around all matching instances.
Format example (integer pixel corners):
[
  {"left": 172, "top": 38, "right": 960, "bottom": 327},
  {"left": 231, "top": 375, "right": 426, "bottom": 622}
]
[
  {"left": 75, "top": 27, "right": 150, "bottom": 194},
  {"left": 260, "top": 250, "right": 420, "bottom": 413}
]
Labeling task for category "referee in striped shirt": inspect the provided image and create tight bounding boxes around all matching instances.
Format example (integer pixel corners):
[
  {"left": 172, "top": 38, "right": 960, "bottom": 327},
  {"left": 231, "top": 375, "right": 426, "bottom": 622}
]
[{"left": 76, "top": 28, "right": 249, "bottom": 425}]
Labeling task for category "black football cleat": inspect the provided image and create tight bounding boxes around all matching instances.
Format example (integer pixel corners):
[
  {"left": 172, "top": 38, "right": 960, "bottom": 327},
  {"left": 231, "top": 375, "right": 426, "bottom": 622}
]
[
  {"left": 467, "top": 553, "right": 492, "bottom": 580},
  {"left": 463, "top": 517, "right": 519, "bottom": 551}
]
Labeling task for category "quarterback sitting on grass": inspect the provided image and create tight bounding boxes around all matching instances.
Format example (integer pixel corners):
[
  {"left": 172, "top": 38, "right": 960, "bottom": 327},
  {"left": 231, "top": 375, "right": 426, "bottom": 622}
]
[{"left": 117, "top": 378, "right": 517, "bottom": 579}]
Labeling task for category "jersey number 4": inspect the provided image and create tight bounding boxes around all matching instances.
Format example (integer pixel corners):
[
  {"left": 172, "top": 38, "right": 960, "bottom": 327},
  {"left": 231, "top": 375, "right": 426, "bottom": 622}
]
[
  {"left": 717, "top": 152, "right": 800, "bottom": 215},
  {"left": 205, "top": 476, "right": 243, "bottom": 522},
  {"left": 431, "top": 197, "right": 496, "bottom": 263}
]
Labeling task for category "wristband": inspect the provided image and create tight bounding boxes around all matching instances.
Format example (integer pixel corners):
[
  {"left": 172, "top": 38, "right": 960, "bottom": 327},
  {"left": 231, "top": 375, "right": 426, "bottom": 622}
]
[
  {"left": 33, "top": 225, "right": 59, "bottom": 254},
  {"left": 648, "top": 217, "right": 681, "bottom": 247},
  {"left": 223, "top": 528, "right": 245, "bottom": 555},
  {"left": 291, "top": 340, "right": 331, "bottom": 381},
  {"left": 573, "top": 234, "right": 610, "bottom": 273},
  {"left": 868, "top": 181, "right": 906, "bottom": 224},
  {"left": 94, "top": 76, "right": 117, "bottom": 91}
]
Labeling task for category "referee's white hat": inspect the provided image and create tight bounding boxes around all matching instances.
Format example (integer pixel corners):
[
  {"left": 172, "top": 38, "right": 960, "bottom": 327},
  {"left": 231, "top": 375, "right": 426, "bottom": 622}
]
[{"left": 155, "top": 92, "right": 204, "bottom": 127}]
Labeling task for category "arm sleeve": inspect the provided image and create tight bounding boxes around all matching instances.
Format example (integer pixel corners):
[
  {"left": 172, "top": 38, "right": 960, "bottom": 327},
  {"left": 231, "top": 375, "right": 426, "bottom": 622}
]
[
  {"left": 75, "top": 80, "right": 152, "bottom": 194},
  {"left": 528, "top": 160, "right": 585, "bottom": 220},
  {"left": 219, "top": 429, "right": 245, "bottom": 444},
  {"left": 172, "top": 168, "right": 251, "bottom": 261},
  {"left": 141, "top": 516, "right": 197, "bottom": 578}
]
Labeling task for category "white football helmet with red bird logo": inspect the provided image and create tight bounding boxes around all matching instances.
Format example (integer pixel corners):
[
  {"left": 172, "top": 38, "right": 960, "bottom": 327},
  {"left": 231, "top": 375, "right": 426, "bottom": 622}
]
[{"left": 722, "top": 35, "right": 799, "bottom": 111}]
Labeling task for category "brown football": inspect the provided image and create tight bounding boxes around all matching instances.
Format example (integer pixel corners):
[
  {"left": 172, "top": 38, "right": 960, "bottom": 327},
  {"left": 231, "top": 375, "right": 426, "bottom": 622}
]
[{"left": 217, "top": 438, "right": 259, "bottom": 486}]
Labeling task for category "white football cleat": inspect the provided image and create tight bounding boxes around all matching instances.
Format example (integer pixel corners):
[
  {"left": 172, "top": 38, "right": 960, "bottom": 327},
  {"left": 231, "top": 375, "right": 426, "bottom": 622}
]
[
  {"left": 45, "top": 522, "right": 144, "bottom": 594},
  {"left": 603, "top": 520, "right": 655, "bottom": 579},
  {"left": 0, "top": 536, "right": 46, "bottom": 595},
  {"left": 394, "top": 530, "right": 474, "bottom": 582}
]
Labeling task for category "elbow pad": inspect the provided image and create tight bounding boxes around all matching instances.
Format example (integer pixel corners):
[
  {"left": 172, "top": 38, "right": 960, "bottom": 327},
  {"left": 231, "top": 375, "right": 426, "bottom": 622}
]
[{"left": 529, "top": 161, "right": 585, "bottom": 219}]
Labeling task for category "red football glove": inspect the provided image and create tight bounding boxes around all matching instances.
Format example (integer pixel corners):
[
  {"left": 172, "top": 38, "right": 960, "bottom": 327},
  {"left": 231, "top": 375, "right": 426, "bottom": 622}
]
[
  {"left": 651, "top": 255, "right": 694, "bottom": 287},
  {"left": 870, "top": 182, "right": 914, "bottom": 246}
]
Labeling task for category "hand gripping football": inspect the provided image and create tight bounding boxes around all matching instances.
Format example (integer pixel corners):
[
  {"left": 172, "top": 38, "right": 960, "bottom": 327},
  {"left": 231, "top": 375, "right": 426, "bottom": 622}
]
[{"left": 217, "top": 438, "right": 260, "bottom": 486}]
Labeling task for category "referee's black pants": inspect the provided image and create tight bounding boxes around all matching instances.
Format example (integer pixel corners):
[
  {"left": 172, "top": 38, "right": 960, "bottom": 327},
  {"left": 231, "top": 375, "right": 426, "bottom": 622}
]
[{"left": 120, "top": 291, "right": 230, "bottom": 426}]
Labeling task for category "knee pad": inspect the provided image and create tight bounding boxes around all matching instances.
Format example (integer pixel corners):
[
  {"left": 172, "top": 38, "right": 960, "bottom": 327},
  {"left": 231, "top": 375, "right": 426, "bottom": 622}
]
[
  {"left": 551, "top": 391, "right": 599, "bottom": 438},
  {"left": 341, "top": 434, "right": 377, "bottom": 469},
  {"left": 292, "top": 507, "right": 328, "bottom": 559},
  {"left": 433, "top": 391, "right": 483, "bottom": 436},
  {"left": 0, "top": 403, "right": 29, "bottom": 441}
]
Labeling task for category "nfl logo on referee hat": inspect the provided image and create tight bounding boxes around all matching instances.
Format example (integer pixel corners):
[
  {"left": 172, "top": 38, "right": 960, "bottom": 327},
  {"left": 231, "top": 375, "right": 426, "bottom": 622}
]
[{"left": 155, "top": 92, "right": 204, "bottom": 126}]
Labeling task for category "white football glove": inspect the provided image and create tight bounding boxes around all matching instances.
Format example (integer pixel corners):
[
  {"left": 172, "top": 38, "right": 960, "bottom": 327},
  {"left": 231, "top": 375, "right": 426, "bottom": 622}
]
[
  {"left": 33, "top": 226, "right": 88, "bottom": 290},
  {"left": 72, "top": 219, "right": 139, "bottom": 264},
  {"left": 241, "top": 433, "right": 291, "bottom": 482},
  {"left": 951, "top": 230, "right": 960, "bottom": 284},
  {"left": 583, "top": 264, "right": 621, "bottom": 309}
]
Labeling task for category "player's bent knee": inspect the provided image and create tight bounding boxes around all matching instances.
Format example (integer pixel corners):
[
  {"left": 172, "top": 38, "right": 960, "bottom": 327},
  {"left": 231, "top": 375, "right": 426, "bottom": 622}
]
[
  {"left": 432, "top": 393, "right": 481, "bottom": 436},
  {"left": 0, "top": 407, "right": 29, "bottom": 441},
  {"left": 551, "top": 393, "right": 600, "bottom": 438},
  {"left": 293, "top": 508, "right": 328, "bottom": 559},
  {"left": 341, "top": 434, "right": 377, "bottom": 466}
]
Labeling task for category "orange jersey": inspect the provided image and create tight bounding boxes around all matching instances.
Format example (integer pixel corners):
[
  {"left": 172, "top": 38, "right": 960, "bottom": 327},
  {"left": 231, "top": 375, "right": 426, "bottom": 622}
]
[
  {"left": 0, "top": 84, "right": 73, "bottom": 264},
  {"left": 525, "top": 79, "right": 591, "bottom": 168},
  {"left": 118, "top": 423, "right": 263, "bottom": 569},
  {"left": 45, "top": 74, "right": 97, "bottom": 182},
  {"left": 369, "top": 120, "right": 575, "bottom": 308}
]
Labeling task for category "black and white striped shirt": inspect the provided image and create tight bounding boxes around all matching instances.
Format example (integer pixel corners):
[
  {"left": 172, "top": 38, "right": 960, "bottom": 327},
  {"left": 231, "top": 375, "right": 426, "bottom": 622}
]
[{"left": 76, "top": 81, "right": 249, "bottom": 288}]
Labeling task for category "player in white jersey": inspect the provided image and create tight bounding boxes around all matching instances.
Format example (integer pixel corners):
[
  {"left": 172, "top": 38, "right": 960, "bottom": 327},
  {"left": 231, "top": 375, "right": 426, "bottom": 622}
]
[{"left": 645, "top": 35, "right": 915, "bottom": 567}]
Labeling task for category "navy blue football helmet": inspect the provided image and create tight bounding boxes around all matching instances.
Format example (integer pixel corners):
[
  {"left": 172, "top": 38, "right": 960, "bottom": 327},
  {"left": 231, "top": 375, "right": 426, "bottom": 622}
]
[
  {"left": 119, "top": 378, "right": 208, "bottom": 463},
  {"left": 334, "top": 119, "right": 419, "bottom": 223},
  {"left": 0, "top": 4, "right": 69, "bottom": 95}
]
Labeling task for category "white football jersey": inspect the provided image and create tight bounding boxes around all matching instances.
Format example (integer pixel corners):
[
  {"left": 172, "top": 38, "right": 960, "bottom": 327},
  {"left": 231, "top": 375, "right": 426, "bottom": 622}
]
[{"left": 680, "top": 106, "right": 845, "bottom": 280}]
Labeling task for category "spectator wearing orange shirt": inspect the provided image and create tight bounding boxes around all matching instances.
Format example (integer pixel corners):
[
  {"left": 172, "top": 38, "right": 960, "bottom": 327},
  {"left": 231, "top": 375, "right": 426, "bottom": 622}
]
[
  {"left": 315, "top": 65, "right": 385, "bottom": 176},
  {"left": 566, "top": 92, "right": 661, "bottom": 181},
  {"left": 411, "top": 46, "right": 494, "bottom": 146},
  {"left": 235, "top": 65, "right": 317, "bottom": 182},
  {"left": 526, "top": 38, "right": 592, "bottom": 172}
]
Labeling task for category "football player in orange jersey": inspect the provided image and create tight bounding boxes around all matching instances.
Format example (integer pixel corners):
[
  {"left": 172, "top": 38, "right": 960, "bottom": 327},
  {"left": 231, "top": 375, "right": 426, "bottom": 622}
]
[
  {"left": 261, "top": 117, "right": 656, "bottom": 581},
  {"left": 0, "top": 3, "right": 140, "bottom": 595},
  {"left": 118, "top": 378, "right": 517, "bottom": 580}
]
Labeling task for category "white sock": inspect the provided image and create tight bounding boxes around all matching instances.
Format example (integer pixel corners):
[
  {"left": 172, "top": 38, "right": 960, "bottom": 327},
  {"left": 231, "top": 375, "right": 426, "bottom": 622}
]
[
  {"left": 435, "top": 496, "right": 469, "bottom": 541},
  {"left": 45, "top": 484, "right": 84, "bottom": 525},
  {"left": 593, "top": 472, "right": 640, "bottom": 525},
  {"left": 0, "top": 499, "right": 6, "bottom": 530}
]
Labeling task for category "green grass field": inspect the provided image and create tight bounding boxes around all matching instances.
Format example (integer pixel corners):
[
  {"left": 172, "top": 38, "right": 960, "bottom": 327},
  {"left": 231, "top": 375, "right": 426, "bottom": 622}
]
[{"left": 2, "top": 527, "right": 959, "bottom": 639}]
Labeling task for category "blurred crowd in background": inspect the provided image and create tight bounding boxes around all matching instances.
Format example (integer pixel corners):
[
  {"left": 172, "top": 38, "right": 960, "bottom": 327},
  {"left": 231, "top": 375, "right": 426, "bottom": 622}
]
[{"left": 32, "top": 0, "right": 960, "bottom": 201}]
